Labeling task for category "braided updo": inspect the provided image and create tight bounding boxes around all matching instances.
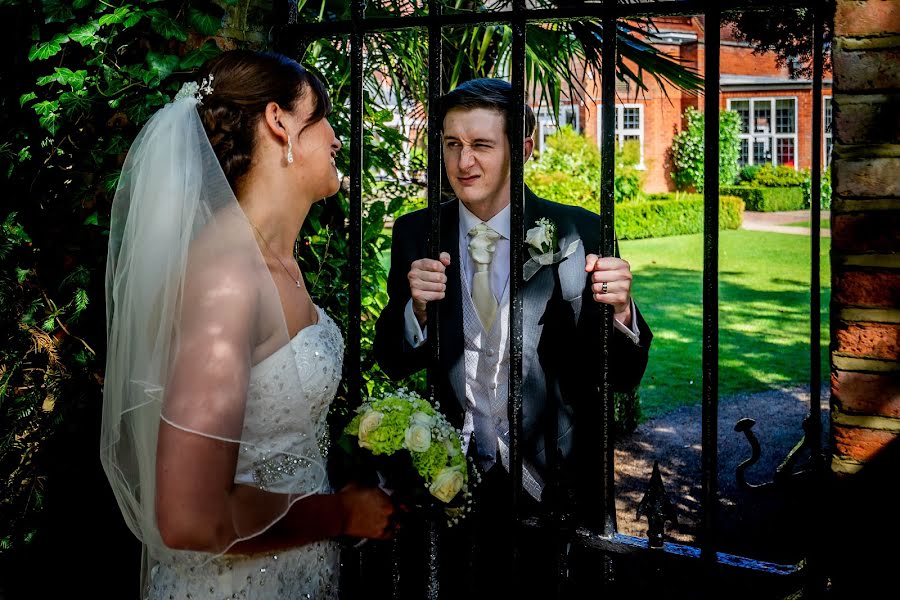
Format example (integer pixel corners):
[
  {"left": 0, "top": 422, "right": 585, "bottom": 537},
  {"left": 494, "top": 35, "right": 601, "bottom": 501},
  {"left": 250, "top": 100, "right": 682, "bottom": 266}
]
[{"left": 194, "top": 50, "right": 331, "bottom": 191}]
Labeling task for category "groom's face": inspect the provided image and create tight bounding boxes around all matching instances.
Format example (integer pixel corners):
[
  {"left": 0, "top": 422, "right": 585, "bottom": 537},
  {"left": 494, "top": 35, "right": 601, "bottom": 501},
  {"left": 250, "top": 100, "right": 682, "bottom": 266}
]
[{"left": 442, "top": 107, "right": 512, "bottom": 218}]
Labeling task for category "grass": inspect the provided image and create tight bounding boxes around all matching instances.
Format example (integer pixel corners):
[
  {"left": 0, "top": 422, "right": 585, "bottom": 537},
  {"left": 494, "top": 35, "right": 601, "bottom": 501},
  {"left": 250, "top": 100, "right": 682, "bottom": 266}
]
[
  {"left": 784, "top": 218, "right": 831, "bottom": 229},
  {"left": 621, "top": 229, "right": 830, "bottom": 419},
  {"left": 376, "top": 227, "right": 830, "bottom": 421}
]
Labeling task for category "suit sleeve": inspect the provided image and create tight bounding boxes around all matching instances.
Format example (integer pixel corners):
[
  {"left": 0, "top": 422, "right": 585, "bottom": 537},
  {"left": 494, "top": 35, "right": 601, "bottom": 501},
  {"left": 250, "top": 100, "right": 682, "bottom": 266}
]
[
  {"left": 373, "top": 214, "right": 431, "bottom": 381},
  {"left": 575, "top": 210, "right": 653, "bottom": 393}
]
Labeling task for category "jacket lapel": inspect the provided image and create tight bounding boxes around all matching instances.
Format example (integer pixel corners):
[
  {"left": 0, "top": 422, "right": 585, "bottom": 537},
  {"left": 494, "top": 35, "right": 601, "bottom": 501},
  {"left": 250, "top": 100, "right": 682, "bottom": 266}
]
[{"left": 520, "top": 191, "right": 556, "bottom": 386}]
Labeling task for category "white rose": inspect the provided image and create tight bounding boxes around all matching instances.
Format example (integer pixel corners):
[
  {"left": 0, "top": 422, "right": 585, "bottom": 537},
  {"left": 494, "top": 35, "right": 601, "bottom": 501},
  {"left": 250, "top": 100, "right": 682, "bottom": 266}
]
[
  {"left": 443, "top": 438, "right": 459, "bottom": 457},
  {"left": 411, "top": 411, "right": 434, "bottom": 427},
  {"left": 429, "top": 467, "right": 464, "bottom": 503},
  {"left": 404, "top": 423, "right": 432, "bottom": 452},
  {"left": 526, "top": 223, "right": 551, "bottom": 252},
  {"left": 357, "top": 410, "right": 384, "bottom": 450}
]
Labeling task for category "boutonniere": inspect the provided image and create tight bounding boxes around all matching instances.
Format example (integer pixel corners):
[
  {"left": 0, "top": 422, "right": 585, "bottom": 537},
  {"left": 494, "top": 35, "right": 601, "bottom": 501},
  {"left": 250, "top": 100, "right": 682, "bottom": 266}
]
[{"left": 523, "top": 218, "right": 580, "bottom": 281}]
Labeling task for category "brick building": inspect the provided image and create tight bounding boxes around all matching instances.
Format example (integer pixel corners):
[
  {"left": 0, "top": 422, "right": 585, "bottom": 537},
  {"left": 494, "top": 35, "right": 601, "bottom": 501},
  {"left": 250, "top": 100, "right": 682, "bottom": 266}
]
[{"left": 535, "top": 16, "right": 834, "bottom": 192}]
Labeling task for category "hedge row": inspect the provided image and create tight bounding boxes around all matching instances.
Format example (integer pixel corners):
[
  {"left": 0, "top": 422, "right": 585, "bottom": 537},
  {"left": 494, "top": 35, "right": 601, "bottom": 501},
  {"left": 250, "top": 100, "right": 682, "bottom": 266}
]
[
  {"left": 719, "top": 185, "right": 806, "bottom": 212},
  {"left": 617, "top": 195, "right": 745, "bottom": 240}
]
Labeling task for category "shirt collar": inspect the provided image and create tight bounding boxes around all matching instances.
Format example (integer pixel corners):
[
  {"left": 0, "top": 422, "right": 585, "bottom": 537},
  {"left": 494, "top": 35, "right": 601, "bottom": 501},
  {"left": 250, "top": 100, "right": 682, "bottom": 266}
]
[{"left": 458, "top": 201, "right": 511, "bottom": 240}]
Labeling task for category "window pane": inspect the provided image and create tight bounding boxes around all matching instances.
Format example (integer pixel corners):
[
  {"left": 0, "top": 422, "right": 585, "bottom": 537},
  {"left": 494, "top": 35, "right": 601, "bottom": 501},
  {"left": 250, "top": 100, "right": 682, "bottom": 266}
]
[
  {"left": 825, "top": 98, "right": 833, "bottom": 134},
  {"left": 754, "top": 138, "right": 770, "bottom": 164},
  {"left": 562, "top": 106, "right": 579, "bottom": 131},
  {"left": 622, "top": 107, "right": 641, "bottom": 130},
  {"left": 776, "top": 99, "right": 795, "bottom": 134},
  {"left": 739, "top": 139, "right": 749, "bottom": 167},
  {"left": 732, "top": 100, "right": 750, "bottom": 134},
  {"left": 776, "top": 137, "right": 795, "bottom": 167},
  {"left": 753, "top": 101, "right": 772, "bottom": 134},
  {"left": 826, "top": 138, "right": 833, "bottom": 167}
]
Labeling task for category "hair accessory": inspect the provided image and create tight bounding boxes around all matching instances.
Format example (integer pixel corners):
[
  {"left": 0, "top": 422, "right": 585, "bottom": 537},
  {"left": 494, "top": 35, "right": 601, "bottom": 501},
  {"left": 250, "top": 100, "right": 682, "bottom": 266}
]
[{"left": 174, "top": 74, "right": 215, "bottom": 105}]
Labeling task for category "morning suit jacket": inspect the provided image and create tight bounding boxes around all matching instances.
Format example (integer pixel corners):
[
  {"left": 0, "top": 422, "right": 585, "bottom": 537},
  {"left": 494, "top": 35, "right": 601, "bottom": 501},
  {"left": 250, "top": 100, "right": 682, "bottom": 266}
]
[{"left": 373, "top": 188, "right": 652, "bottom": 507}]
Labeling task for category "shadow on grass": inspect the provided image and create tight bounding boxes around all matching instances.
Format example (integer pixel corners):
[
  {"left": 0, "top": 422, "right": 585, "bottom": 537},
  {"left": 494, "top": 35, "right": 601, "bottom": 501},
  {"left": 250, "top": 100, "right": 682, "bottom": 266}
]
[{"left": 634, "top": 264, "right": 830, "bottom": 420}]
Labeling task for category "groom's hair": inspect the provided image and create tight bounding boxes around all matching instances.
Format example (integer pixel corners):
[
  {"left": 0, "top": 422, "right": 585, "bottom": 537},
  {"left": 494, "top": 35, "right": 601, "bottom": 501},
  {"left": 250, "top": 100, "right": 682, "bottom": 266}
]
[{"left": 439, "top": 79, "right": 536, "bottom": 144}]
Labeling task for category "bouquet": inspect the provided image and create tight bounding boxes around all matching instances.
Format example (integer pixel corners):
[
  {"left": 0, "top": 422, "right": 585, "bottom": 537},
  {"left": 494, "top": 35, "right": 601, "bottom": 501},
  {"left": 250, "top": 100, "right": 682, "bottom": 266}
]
[{"left": 338, "top": 389, "right": 478, "bottom": 525}]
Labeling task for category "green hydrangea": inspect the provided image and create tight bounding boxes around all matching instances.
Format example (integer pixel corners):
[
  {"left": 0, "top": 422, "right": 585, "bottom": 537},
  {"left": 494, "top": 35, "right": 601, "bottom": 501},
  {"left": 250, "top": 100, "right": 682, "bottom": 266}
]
[{"left": 343, "top": 389, "right": 471, "bottom": 504}]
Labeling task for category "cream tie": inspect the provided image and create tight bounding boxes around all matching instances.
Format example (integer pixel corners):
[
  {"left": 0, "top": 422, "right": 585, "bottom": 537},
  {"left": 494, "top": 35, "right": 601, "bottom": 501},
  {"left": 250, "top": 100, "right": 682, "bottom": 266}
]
[{"left": 468, "top": 222, "right": 501, "bottom": 331}]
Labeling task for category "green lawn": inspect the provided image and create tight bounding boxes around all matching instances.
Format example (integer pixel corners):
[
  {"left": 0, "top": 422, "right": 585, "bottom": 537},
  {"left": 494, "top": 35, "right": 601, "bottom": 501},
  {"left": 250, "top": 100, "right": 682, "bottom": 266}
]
[
  {"left": 377, "top": 228, "right": 830, "bottom": 420},
  {"left": 784, "top": 219, "right": 831, "bottom": 229},
  {"left": 621, "top": 229, "right": 830, "bottom": 419}
]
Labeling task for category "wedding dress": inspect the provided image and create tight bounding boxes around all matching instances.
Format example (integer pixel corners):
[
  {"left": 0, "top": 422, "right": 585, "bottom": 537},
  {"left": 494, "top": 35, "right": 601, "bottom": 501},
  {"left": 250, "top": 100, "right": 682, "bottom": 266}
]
[{"left": 146, "top": 306, "right": 344, "bottom": 600}]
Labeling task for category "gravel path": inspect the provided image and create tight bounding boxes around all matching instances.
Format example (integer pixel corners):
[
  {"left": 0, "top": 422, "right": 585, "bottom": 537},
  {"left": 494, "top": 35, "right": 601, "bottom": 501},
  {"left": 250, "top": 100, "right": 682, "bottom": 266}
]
[{"left": 614, "top": 382, "right": 829, "bottom": 564}]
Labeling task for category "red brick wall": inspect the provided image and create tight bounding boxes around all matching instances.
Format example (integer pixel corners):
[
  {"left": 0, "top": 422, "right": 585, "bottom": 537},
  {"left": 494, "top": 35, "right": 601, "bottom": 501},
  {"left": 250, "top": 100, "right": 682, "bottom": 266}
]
[
  {"left": 830, "top": 0, "right": 900, "bottom": 478},
  {"left": 582, "top": 17, "right": 836, "bottom": 192}
]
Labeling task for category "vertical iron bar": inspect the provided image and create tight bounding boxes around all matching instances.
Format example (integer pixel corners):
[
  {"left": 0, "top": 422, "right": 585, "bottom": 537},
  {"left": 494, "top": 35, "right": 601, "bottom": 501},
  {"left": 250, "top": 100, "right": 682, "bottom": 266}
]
[
  {"left": 809, "top": 0, "right": 824, "bottom": 477},
  {"left": 348, "top": 0, "right": 364, "bottom": 417},
  {"left": 426, "top": 0, "right": 443, "bottom": 403},
  {"left": 509, "top": 0, "right": 527, "bottom": 587},
  {"left": 423, "top": 2, "right": 443, "bottom": 598},
  {"left": 341, "top": 2, "right": 364, "bottom": 597},
  {"left": 807, "top": 3, "right": 825, "bottom": 595},
  {"left": 701, "top": 2, "right": 721, "bottom": 570},
  {"left": 598, "top": 0, "right": 618, "bottom": 589}
]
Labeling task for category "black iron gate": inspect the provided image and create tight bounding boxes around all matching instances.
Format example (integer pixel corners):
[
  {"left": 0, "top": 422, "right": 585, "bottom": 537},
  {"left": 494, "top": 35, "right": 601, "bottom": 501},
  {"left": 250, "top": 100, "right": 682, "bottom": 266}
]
[{"left": 275, "top": 0, "right": 829, "bottom": 596}]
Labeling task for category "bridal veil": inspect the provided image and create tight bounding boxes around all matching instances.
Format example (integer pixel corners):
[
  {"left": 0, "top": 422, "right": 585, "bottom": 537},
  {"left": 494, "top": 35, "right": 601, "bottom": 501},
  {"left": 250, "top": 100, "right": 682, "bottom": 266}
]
[{"left": 101, "top": 84, "right": 326, "bottom": 580}]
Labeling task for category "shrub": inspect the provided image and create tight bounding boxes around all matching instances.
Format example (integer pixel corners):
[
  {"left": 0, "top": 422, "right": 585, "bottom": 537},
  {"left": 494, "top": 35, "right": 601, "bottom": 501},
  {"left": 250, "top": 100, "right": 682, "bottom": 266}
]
[
  {"left": 750, "top": 164, "right": 809, "bottom": 187},
  {"left": 670, "top": 107, "right": 742, "bottom": 192},
  {"left": 616, "top": 195, "right": 745, "bottom": 240},
  {"left": 739, "top": 164, "right": 762, "bottom": 183},
  {"left": 802, "top": 169, "right": 832, "bottom": 209},
  {"left": 720, "top": 185, "right": 806, "bottom": 211},
  {"left": 525, "top": 126, "right": 645, "bottom": 207}
]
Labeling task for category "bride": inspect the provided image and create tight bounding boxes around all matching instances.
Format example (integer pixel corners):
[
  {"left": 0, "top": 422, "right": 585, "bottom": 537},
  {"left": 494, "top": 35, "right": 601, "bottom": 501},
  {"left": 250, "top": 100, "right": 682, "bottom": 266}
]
[{"left": 101, "top": 50, "right": 395, "bottom": 599}]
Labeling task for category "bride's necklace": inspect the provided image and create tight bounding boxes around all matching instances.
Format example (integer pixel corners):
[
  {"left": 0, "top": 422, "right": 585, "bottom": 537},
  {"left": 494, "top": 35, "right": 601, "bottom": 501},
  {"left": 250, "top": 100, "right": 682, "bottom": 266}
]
[{"left": 249, "top": 220, "right": 302, "bottom": 288}]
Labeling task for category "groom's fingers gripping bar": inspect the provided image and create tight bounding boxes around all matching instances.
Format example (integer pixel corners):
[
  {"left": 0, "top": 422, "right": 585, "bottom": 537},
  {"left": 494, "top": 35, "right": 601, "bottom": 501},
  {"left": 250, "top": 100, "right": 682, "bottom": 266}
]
[{"left": 408, "top": 253, "right": 451, "bottom": 322}]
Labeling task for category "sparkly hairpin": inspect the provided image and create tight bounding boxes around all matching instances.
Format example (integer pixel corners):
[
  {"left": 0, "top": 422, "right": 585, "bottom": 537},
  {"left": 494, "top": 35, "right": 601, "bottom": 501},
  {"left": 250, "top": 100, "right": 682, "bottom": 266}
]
[
  {"left": 196, "top": 74, "right": 214, "bottom": 104},
  {"left": 174, "top": 74, "right": 215, "bottom": 105}
]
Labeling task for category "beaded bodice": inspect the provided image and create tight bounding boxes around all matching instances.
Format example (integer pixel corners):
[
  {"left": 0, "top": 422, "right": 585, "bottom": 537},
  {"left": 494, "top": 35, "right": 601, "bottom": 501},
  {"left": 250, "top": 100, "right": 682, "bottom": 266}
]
[{"left": 147, "top": 306, "right": 344, "bottom": 600}]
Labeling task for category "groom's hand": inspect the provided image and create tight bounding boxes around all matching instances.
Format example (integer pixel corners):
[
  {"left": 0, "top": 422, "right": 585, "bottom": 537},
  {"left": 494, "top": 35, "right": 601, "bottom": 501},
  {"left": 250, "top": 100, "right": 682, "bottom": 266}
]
[
  {"left": 585, "top": 254, "right": 633, "bottom": 328},
  {"left": 409, "top": 252, "right": 451, "bottom": 326}
]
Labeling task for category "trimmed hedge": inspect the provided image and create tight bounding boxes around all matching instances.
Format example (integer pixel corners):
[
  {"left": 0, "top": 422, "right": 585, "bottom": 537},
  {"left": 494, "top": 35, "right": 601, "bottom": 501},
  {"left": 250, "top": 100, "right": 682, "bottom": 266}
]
[
  {"left": 617, "top": 195, "right": 745, "bottom": 240},
  {"left": 719, "top": 185, "right": 806, "bottom": 212}
]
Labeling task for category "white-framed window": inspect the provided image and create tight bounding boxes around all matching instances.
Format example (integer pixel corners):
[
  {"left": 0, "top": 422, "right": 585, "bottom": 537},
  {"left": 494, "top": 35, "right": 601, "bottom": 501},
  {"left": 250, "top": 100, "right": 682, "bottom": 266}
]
[
  {"left": 824, "top": 96, "right": 833, "bottom": 167},
  {"left": 595, "top": 103, "right": 645, "bottom": 168},
  {"left": 727, "top": 97, "right": 798, "bottom": 169},
  {"left": 535, "top": 105, "right": 580, "bottom": 152}
]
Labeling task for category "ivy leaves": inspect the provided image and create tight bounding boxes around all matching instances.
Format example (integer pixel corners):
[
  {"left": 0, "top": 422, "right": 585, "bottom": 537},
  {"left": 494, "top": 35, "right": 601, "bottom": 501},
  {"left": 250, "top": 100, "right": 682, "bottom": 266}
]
[
  {"left": 671, "top": 107, "right": 743, "bottom": 192},
  {"left": 23, "top": 2, "right": 225, "bottom": 138}
]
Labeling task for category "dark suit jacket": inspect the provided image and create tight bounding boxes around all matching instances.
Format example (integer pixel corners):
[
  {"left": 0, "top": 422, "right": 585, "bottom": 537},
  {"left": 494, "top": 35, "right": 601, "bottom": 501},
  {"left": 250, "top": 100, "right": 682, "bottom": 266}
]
[{"left": 373, "top": 189, "right": 652, "bottom": 506}]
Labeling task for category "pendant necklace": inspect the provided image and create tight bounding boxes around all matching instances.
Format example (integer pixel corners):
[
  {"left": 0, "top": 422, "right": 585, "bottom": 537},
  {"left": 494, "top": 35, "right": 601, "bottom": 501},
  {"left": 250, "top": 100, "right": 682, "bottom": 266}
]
[{"left": 249, "top": 220, "right": 302, "bottom": 288}]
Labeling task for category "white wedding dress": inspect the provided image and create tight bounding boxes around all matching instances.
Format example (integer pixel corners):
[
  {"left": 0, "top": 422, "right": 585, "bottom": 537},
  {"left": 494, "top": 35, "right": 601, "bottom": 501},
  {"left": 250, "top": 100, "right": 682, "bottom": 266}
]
[{"left": 147, "top": 306, "right": 344, "bottom": 600}]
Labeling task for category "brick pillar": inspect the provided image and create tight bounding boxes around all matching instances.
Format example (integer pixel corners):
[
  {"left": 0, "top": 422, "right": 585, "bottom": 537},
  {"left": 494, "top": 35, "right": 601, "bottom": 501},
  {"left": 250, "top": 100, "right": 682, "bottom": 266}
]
[
  {"left": 831, "top": 0, "right": 900, "bottom": 474},
  {"left": 830, "top": 0, "right": 900, "bottom": 594}
]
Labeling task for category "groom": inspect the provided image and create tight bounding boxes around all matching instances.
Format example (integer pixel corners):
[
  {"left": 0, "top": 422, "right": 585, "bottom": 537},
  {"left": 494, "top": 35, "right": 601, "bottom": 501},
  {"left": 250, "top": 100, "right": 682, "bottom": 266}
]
[{"left": 373, "top": 78, "right": 652, "bottom": 596}]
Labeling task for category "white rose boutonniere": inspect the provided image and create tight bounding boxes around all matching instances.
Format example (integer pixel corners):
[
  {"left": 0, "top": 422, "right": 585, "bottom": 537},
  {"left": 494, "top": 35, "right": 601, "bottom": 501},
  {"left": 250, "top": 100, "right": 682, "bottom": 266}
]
[
  {"left": 523, "top": 217, "right": 580, "bottom": 281},
  {"left": 525, "top": 217, "right": 555, "bottom": 255}
]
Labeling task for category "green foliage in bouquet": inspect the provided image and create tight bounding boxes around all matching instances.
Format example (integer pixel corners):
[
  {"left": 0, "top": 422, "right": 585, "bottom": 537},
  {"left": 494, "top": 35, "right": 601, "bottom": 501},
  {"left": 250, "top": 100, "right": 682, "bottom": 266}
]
[{"left": 339, "top": 391, "right": 476, "bottom": 524}]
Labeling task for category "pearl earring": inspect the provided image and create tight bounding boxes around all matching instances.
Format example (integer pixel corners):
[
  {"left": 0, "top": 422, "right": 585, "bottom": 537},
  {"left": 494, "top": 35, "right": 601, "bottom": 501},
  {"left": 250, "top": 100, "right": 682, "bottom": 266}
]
[{"left": 287, "top": 137, "right": 294, "bottom": 164}]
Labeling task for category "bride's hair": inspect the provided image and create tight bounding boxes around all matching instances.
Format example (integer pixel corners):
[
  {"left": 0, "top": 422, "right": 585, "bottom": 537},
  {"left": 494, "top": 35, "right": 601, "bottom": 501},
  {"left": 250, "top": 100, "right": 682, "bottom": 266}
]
[{"left": 194, "top": 50, "right": 331, "bottom": 190}]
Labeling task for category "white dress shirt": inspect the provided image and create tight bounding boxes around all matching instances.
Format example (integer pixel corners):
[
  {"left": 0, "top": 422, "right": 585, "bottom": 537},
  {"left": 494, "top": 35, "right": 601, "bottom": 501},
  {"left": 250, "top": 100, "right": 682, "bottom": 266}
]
[{"left": 403, "top": 201, "right": 641, "bottom": 347}]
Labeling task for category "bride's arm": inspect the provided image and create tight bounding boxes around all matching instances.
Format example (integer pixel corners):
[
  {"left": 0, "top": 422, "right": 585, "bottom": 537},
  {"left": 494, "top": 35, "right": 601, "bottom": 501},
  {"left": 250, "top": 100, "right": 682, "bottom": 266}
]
[
  {"left": 157, "top": 422, "right": 393, "bottom": 553},
  {"left": 155, "top": 260, "right": 393, "bottom": 554}
]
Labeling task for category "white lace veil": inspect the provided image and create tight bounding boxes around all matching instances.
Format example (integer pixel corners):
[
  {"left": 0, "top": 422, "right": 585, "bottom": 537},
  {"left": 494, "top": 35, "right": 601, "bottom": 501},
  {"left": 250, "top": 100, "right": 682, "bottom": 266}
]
[{"left": 101, "top": 85, "right": 326, "bottom": 579}]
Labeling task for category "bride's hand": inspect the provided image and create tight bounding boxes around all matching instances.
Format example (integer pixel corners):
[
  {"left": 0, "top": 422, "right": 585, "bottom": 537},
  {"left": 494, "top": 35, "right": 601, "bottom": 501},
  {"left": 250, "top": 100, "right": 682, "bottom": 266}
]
[{"left": 337, "top": 483, "right": 397, "bottom": 540}]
